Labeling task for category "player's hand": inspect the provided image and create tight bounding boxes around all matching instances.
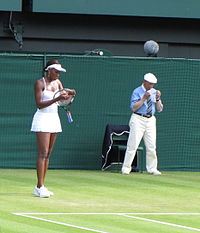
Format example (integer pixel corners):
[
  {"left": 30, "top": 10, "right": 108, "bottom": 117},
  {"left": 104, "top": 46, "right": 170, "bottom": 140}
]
[
  {"left": 58, "top": 92, "right": 70, "bottom": 101},
  {"left": 68, "top": 89, "right": 76, "bottom": 95}
]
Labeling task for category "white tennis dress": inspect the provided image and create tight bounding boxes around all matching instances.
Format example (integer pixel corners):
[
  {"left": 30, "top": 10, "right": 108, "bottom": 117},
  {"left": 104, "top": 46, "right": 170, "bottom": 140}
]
[{"left": 31, "top": 78, "right": 62, "bottom": 133}]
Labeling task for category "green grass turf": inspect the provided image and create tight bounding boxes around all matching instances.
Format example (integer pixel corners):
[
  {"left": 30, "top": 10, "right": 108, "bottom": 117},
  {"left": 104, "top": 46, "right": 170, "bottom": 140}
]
[{"left": 0, "top": 169, "right": 200, "bottom": 232}]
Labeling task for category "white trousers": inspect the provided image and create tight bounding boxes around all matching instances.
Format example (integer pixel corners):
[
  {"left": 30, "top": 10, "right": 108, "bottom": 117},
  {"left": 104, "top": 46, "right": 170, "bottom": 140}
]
[{"left": 122, "top": 113, "right": 158, "bottom": 173}]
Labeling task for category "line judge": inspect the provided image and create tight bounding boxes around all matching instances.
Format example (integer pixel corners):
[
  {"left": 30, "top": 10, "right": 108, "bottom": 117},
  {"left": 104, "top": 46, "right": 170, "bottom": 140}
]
[{"left": 122, "top": 73, "right": 163, "bottom": 175}]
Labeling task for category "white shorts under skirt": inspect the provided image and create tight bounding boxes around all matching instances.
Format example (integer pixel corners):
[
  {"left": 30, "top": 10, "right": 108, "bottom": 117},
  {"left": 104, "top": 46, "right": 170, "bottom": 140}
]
[{"left": 31, "top": 111, "right": 62, "bottom": 133}]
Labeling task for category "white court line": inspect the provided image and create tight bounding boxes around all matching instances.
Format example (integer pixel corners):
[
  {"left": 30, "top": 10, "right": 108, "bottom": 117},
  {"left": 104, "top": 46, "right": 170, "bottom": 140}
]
[
  {"left": 119, "top": 214, "right": 200, "bottom": 232},
  {"left": 13, "top": 212, "right": 200, "bottom": 215},
  {"left": 13, "top": 213, "right": 200, "bottom": 233},
  {"left": 14, "top": 213, "right": 108, "bottom": 233}
]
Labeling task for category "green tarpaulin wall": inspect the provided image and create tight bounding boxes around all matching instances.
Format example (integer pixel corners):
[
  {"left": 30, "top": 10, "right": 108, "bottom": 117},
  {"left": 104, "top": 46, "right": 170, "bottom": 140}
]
[{"left": 0, "top": 54, "right": 200, "bottom": 171}]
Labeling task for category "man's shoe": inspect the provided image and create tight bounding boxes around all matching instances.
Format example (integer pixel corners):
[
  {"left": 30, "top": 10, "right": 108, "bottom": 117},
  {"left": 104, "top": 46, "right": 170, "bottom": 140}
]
[
  {"left": 149, "top": 170, "right": 162, "bottom": 175},
  {"left": 121, "top": 167, "right": 131, "bottom": 175}
]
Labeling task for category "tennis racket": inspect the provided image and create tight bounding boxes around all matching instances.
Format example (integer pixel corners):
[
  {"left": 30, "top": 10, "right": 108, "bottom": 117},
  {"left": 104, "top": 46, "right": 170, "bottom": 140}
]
[{"left": 53, "top": 88, "right": 75, "bottom": 123}]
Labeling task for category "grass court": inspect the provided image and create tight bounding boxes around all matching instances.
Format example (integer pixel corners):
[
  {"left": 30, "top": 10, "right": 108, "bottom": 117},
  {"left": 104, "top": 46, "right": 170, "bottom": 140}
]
[{"left": 1, "top": 169, "right": 200, "bottom": 233}]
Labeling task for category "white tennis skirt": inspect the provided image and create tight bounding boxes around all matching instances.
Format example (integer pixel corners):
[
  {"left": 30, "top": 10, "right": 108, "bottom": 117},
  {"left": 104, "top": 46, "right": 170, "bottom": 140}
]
[{"left": 31, "top": 111, "right": 62, "bottom": 133}]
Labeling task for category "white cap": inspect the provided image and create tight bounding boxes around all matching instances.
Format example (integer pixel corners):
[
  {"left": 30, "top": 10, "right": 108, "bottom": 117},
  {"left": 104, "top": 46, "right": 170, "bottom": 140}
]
[
  {"left": 45, "top": 64, "right": 66, "bottom": 72},
  {"left": 144, "top": 73, "right": 157, "bottom": 84}
]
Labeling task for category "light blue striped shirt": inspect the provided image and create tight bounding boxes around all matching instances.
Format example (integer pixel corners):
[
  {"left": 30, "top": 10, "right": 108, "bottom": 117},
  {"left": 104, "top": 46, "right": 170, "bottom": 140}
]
[{"left": 130, "top": 84, "right": 162, "bottom": 115}]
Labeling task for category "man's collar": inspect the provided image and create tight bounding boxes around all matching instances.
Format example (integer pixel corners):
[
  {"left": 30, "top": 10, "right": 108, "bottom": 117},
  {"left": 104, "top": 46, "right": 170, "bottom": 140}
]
[{"left": 141, "top": 84, "right": 146, "bottom": 91}]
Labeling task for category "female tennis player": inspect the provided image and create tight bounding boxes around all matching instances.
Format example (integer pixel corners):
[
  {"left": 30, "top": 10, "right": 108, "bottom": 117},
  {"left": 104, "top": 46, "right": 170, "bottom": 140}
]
[{"left": 31, "top": 59, "right": 76, "bottom": 198}]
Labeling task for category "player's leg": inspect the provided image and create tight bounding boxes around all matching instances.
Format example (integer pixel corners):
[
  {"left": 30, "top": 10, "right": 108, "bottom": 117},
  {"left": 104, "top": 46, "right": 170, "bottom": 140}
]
[
  {"left": 43, "top": 133, "right": 57, "bottom": 183},
  {"left": 36, "top": 132, "right": 51, "bottom": 188},
  {"left": 33, "top": 132, "right": 52, "bottom": 197}
]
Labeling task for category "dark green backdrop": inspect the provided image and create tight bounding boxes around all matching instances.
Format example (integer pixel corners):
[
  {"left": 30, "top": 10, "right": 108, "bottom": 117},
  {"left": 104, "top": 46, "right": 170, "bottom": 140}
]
[{"left": 0, "top": 54, "right": 200, "bottom": 171}]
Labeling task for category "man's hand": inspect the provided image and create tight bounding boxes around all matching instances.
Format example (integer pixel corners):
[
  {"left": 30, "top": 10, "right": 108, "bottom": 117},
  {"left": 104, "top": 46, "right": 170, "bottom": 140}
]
[
  {"left": 143, "top": 91, "right": 151, "bottom": 100},
  {"left": 156, "top": 90, "right": 161, "bottom": 100}
]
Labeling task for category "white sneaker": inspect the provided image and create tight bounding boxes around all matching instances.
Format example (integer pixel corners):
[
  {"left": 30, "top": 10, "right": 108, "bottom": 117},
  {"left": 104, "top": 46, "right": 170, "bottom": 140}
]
[
  {"left": 149, "top": 170, "right": 162, "bottom": 175},
  {"left": 33, "top": 186, "right": 40, "bottom": 197},
  {"left": 33, "top": 186, "right": 50, "bottom": 198},
  {"left": 121, "top": 167, "right": 131, "bottom": 175},
  {"left": 43, "top": 186, "right": 54, "bottom": 196}
]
